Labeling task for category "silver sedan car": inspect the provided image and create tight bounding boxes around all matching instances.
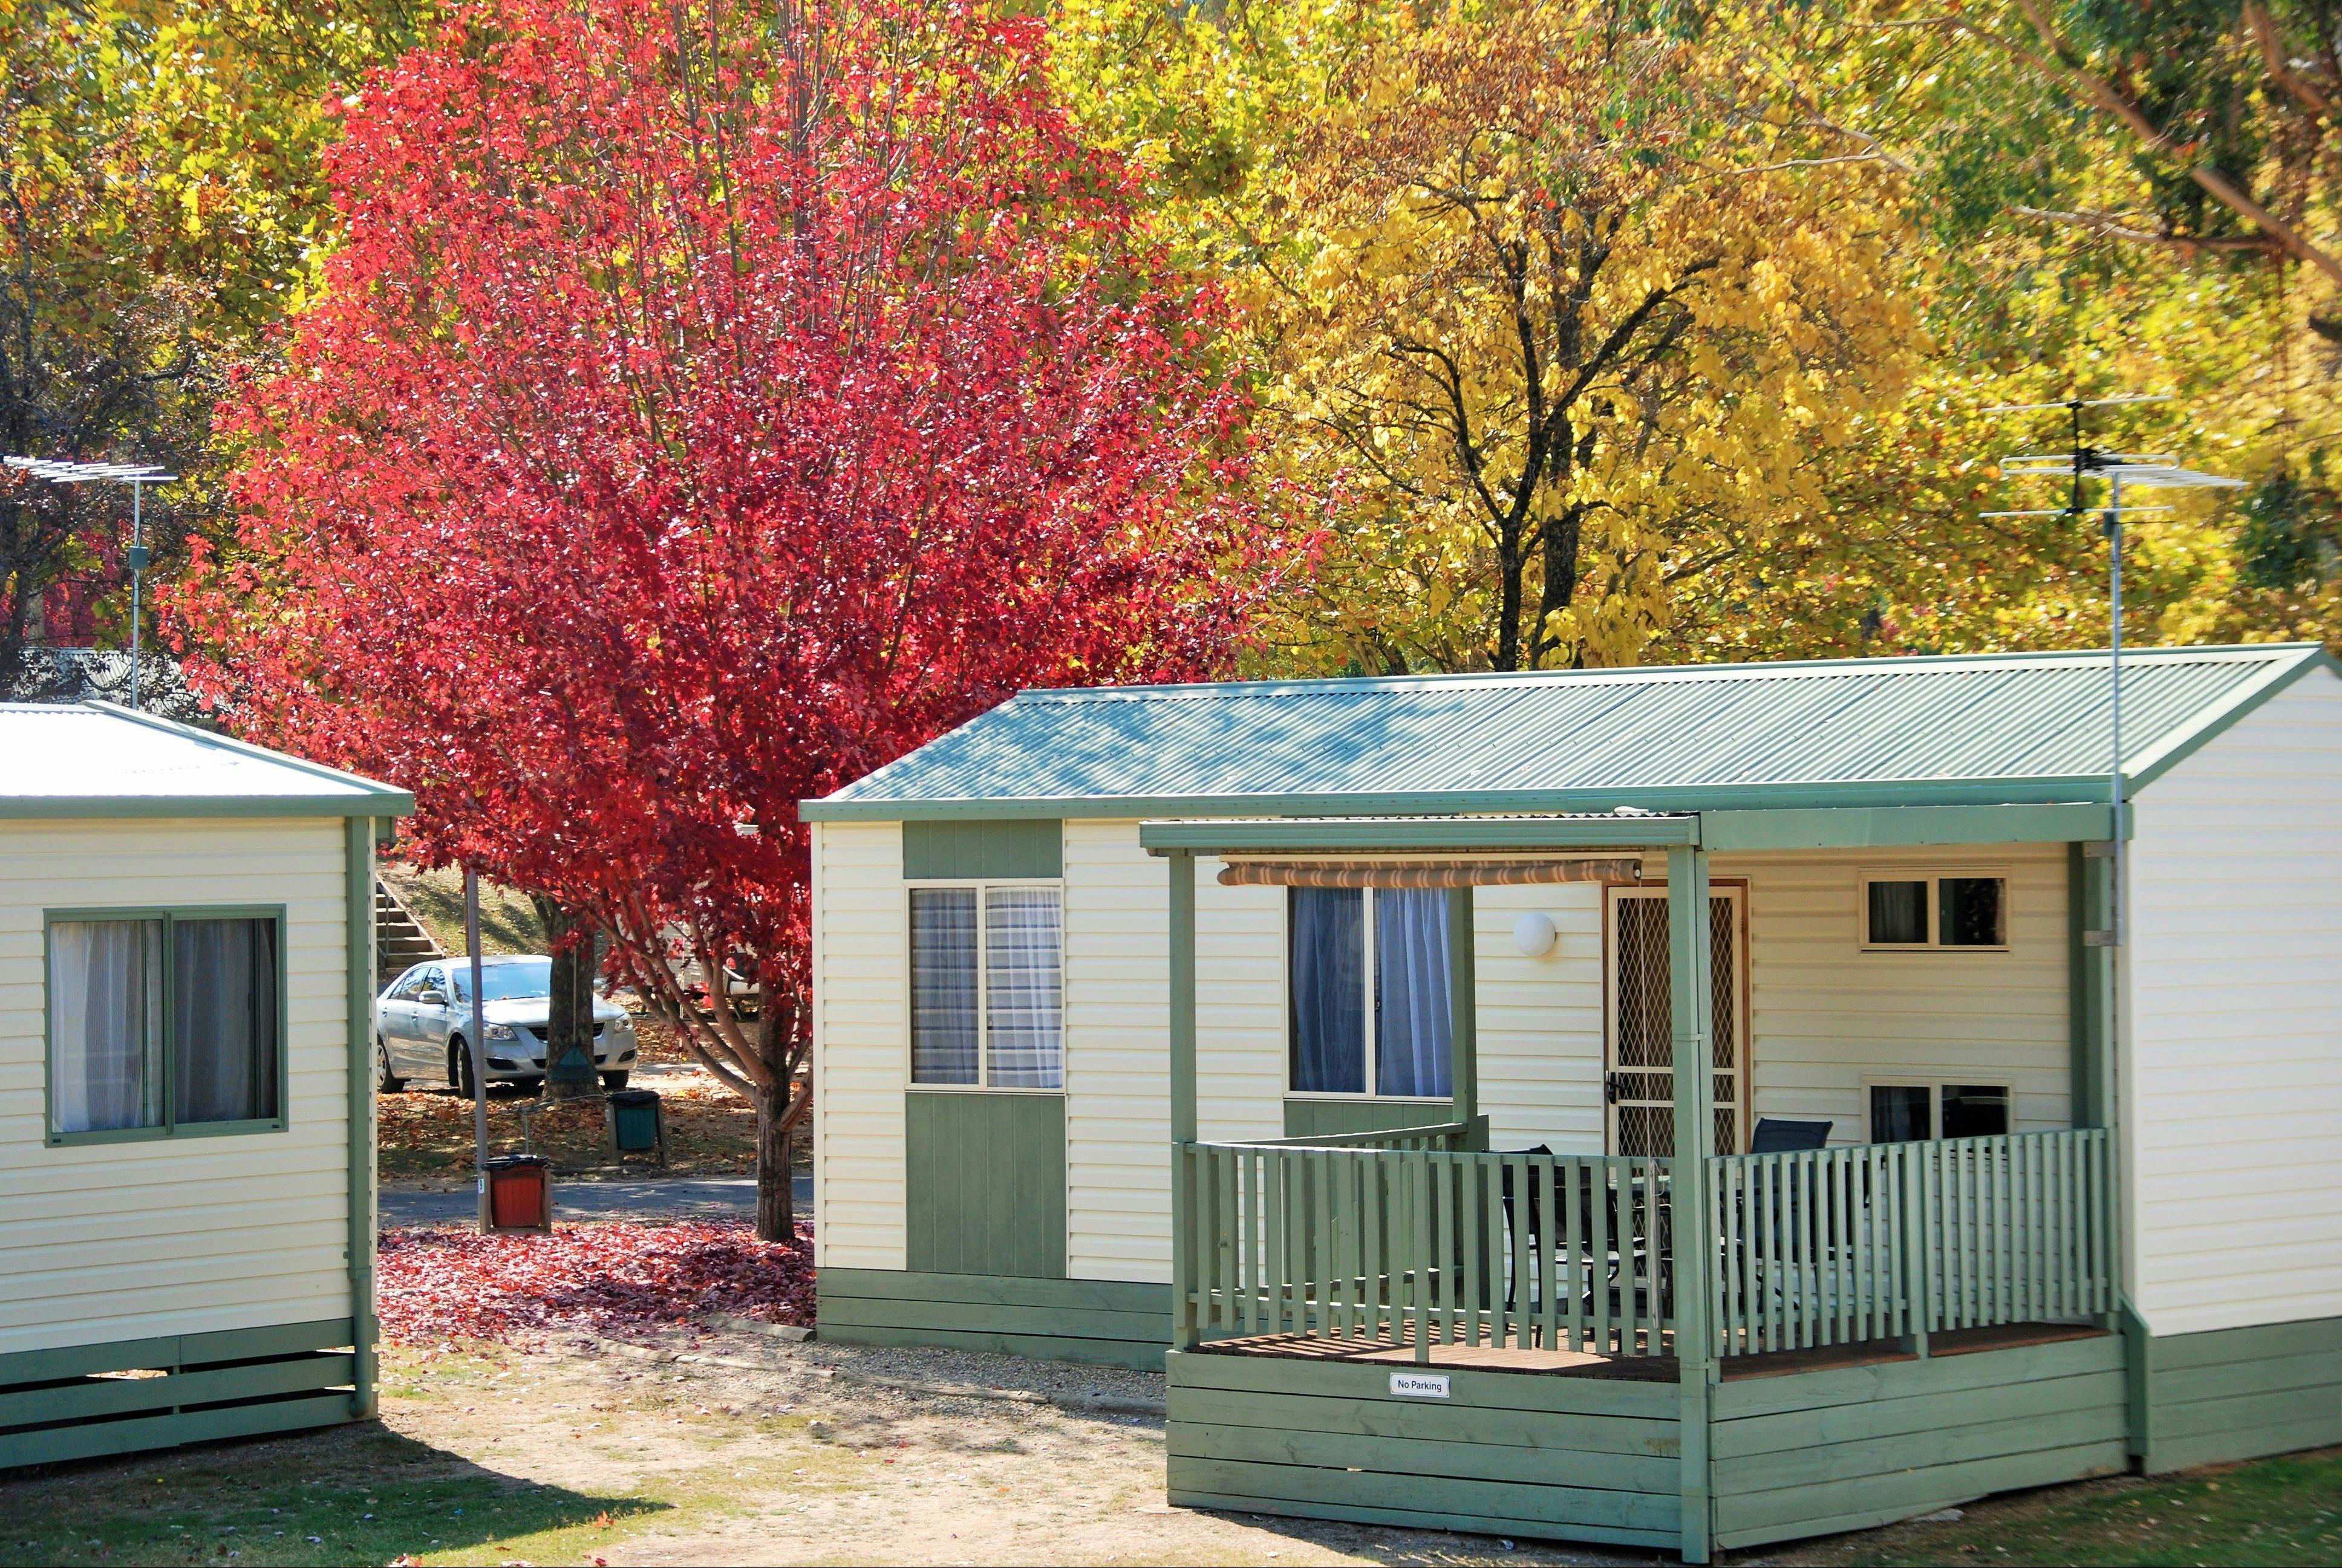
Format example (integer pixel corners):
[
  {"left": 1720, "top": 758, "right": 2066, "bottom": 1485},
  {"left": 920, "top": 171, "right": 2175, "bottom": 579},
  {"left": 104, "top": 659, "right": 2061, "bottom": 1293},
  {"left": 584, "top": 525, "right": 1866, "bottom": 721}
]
[{"left": 374, "top": 955, "right": 639, "bottom": 1094}]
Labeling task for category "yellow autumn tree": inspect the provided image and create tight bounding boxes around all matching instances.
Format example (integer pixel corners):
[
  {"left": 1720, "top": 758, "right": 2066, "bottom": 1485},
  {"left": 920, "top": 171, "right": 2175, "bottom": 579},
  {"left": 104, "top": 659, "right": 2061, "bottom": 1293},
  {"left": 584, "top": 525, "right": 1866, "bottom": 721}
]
[{"left": 1240, "top": 1, "right": 1925, "bottom": 672}]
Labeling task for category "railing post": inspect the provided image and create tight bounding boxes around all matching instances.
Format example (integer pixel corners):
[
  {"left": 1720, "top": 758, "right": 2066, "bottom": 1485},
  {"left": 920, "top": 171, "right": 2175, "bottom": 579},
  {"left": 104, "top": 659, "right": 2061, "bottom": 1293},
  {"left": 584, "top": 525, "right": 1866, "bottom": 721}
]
[
  {"left": 1446, "top": 886, "right": 1484, "bottom": 1150},
  {"left": 1168, "top": 849, "right": 1198, "bottom": 1351},
  {"left": 1903, "top": 1143, "right": 1931, "bottom": 1358},
  {"left": 1666, "top": 842, "right": 1715, "bottom": 1564}
]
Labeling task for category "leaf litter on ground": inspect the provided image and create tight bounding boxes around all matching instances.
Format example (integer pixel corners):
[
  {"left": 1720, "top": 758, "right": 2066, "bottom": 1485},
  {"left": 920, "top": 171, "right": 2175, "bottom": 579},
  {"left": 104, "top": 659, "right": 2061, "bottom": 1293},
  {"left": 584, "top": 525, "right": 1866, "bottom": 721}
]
[{"left": 378, "top": 1220, "right": 813, "bottom": 1345}]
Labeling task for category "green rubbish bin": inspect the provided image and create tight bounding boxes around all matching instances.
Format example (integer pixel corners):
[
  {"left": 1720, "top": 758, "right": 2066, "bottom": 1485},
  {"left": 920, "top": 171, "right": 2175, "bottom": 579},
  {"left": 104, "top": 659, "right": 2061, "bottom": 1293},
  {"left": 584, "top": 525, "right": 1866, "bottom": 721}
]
[{"left": 606, "top": 1087, "right": 666, "bottom": 1164}]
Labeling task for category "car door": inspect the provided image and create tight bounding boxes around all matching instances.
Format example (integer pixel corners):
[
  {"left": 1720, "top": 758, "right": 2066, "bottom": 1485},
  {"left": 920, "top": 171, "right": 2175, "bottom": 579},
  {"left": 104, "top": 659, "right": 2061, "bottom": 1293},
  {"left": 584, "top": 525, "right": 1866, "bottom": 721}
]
[
  {"left": 410, "top": 965, "right": 455, "bottom": 1072},
  {"left": 378, "top": 966, "right": 426, "bottom": 1074}
]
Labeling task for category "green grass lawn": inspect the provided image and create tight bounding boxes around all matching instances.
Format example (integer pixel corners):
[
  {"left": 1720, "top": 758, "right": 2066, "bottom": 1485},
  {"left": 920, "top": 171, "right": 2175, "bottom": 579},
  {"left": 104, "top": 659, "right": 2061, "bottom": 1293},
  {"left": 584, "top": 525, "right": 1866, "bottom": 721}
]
[
  {"left": 1784, "top": 1446, "right": 2342, "bottom": 1567},
  {"left": 0, "top": 1424, "right": 664, "bottom": 1567},
  {"left": 380, "top": 862, "right": 547, "bottom": 957}
]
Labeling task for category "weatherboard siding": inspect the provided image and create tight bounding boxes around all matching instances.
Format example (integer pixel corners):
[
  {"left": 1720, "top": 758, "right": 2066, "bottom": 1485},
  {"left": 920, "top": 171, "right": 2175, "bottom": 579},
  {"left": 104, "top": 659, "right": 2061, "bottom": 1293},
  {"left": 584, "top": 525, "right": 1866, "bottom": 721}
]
[
  {"left": 2126, "top": 668, "right": 2342, "bottom": 1336},
  {"left": 1716, "top": 845, "right": 2075, "bottom": 1143},
  {"left": 815, "top": 818, "right": 2092, "bottom": 1281},
  {"left": 0, "top": 818, "right": 351, "bottom": 1355},
  {"left": 811, "top": 820, "right": 910, "bottom": 1272},
  {"left": 1063, "top": 821, "right": 1282, "bottom": 1285}
]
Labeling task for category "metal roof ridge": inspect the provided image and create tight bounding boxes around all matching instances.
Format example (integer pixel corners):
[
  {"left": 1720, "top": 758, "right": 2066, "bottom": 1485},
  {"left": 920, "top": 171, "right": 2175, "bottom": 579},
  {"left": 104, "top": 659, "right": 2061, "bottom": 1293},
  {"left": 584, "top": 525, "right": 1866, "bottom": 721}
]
[
  {"left": 73, "top": 701, "right": 411, "bottom": 803},
  {"left": 1000, "top": 642, "right": 2318, "bottom": 704}
]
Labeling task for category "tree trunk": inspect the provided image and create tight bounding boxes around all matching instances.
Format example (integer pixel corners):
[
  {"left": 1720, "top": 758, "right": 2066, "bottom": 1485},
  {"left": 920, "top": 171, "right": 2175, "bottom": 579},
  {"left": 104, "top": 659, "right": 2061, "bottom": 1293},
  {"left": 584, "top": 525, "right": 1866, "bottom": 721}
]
[
  {"left": 755, "top": 1084, "right": 795, "bottom": 1242},
  {"left": 537, "top": 897, "right": 601, "bottom": 1098}
]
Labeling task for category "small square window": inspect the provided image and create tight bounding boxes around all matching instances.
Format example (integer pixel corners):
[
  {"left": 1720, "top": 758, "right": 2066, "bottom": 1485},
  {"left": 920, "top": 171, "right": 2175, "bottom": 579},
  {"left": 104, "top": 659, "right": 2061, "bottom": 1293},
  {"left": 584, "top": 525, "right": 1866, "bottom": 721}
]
[
  {"left": 1870, "top": 1084, "right": 1931, "bottom": 1143},
  {"left": 1863, "top": 873, "right": 2008, "bottom": 950},
  {"left": 1866, "top": 880, "right": 1929, "bottom": 945},
  {"left": 1941, "top": 1083, "right": 2011, "bottom": 1139},
  {"left": 1939, "top": 878, "right": 2005, "bottom": 947}
]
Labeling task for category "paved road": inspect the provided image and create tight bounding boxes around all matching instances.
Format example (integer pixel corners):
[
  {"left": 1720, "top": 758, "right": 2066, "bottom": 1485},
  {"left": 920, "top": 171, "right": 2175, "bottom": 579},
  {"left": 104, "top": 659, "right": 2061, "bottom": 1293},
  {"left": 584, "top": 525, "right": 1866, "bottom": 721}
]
[{"left": 379, "top": 1173, "right": 810, "bottom": 1228}]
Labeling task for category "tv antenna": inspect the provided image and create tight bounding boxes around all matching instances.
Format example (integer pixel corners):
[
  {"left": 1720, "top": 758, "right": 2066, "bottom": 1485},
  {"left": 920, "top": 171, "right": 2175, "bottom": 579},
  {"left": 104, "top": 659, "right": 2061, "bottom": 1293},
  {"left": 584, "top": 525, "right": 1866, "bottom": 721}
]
[
  {"left": 1980, "top": 394, "right": 2243, "bottom": 952},
  {"left": 2, "top": 457, "right": 178, "bottom": 709}
]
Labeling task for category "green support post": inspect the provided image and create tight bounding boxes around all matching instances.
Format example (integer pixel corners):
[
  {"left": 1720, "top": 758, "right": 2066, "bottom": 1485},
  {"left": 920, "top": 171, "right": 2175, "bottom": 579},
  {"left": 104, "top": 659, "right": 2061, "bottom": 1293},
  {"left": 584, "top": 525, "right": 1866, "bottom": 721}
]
[
  {"left": 344, "top": 816, "right": 379, "bottom": 1419},
  {"left": 1168, "top": 850, "right": 1199, "bottom": 1350},
  {"left": 1667, "top": 843, "right": 1715, "bottom": 1564},
  {"left": 1446, "top": 886, "right": 1482, "bottom": 1150}
]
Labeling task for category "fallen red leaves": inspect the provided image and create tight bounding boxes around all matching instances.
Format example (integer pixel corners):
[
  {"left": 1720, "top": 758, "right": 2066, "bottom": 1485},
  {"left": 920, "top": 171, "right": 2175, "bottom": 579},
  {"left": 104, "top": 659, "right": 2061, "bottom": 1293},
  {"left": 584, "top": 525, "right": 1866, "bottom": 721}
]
[{"left": 378, "top": 1220, "right": 813, "bottom": 1345}]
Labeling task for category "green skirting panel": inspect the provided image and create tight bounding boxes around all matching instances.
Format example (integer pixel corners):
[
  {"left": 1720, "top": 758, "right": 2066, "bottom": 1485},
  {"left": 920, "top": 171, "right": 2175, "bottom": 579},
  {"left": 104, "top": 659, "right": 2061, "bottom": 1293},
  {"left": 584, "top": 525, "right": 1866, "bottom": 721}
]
[
  {"left": 904, "top": 1091, "right": 1066, "bottom": 1280},
  {"left": 818, "top": 1269, "right": 1169, "bottom": 1370},
  {"left": 1708, "top": 1333, "right": 2130, "bottom": 1552},
  {"left": 0, "top": 1318, "right": 361, "bottom": 1471},
  {"left": 2138, "top": 1316, "right": 2342, "bottom": 1474},
  {"left": 1282, "top": 1099, "right": 1452, "bottom": 1140},
  {"left": 1166, "top": 1349, "right": 1682, "bottom": 1552}
]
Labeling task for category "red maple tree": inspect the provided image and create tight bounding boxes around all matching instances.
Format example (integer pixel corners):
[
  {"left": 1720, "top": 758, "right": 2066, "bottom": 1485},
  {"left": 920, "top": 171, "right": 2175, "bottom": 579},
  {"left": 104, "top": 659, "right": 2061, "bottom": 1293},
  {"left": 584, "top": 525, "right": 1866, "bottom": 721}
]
[{"left": 169, "top": 0, "right": 1266, "bottom": 1237}]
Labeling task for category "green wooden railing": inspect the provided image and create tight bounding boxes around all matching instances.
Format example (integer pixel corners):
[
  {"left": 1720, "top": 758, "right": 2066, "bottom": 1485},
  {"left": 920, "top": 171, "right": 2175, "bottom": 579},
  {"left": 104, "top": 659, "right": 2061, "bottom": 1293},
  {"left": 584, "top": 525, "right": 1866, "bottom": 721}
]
[
  {"left": 1175, "top": 1136, "right": 1676, "bottom": 1362},
  {"left": 1706, "top": 1128, "right": 2116, "bottom": 1357}
]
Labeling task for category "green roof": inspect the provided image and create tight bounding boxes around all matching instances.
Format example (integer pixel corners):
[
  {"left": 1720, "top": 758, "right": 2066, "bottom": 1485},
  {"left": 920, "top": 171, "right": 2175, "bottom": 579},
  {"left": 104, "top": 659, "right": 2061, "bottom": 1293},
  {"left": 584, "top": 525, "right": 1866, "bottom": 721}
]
[{"left": 801, "top": 644, "right": 2337, "bottom": 822}]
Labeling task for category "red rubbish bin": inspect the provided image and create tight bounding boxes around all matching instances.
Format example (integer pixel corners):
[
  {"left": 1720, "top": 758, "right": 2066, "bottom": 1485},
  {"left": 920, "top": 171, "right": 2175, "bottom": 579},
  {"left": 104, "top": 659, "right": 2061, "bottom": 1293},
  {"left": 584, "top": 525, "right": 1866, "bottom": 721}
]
[{"left": 485, "top": 1154, "right": 552, "bottom": 1231}]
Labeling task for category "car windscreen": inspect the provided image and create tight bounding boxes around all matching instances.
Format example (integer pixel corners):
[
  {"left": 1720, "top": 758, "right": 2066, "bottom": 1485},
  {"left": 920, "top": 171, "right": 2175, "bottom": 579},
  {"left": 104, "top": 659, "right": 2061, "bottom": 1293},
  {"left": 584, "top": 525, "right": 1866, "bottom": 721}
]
[{"left": 451, "top": 960, "right": 553, "bottom": 1003}]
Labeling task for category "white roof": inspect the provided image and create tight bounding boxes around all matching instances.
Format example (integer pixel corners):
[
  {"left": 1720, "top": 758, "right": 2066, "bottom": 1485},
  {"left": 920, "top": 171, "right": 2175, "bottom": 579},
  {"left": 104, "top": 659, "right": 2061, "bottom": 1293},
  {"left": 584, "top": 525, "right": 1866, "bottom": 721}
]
[{"left": 0, "top": 703, "right": 411, "bottom": 817}]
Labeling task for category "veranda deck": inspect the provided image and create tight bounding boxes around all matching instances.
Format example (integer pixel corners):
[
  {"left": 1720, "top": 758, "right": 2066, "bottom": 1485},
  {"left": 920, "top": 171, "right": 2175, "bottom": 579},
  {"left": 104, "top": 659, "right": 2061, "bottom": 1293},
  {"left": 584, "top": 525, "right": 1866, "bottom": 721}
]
[{"left": 1190, "top": 1319, "right": 2110, "bottom": 1381}]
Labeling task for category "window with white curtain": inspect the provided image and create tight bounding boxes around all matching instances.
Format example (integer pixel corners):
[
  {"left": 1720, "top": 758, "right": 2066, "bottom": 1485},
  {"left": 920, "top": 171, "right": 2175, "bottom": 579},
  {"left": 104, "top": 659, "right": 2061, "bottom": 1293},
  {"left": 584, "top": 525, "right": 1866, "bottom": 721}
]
[
  {"left": 907, "top": 883, "right": 1062, "bottom": 1090},
  {"left": 1288, "top": 887, "right": 1452, "bottom": 1098},
  {"left": 47, "top": 909, "right": 283, "bottom": 1140}
]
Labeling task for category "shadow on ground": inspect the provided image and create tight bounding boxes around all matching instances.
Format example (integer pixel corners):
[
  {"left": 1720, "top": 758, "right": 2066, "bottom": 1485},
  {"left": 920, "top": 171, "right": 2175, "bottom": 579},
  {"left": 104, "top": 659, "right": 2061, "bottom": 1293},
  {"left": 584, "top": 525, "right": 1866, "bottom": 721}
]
[{"left": 0, "top": 1418, "right": 667, "bottom": 1567}]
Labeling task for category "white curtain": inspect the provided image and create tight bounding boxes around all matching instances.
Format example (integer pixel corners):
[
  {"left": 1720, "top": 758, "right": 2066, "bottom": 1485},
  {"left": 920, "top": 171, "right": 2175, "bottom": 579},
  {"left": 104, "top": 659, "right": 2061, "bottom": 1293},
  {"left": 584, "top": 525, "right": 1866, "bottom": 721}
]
[
  {"left": 910, "top": 888, "right": 979, "bottom": 1084},
  {"left": 1374, "top": 888, "right": 1452, "bottom": 1098},
  {"left": 50, "top": 919, "right": 162, "bottom": 1133},
  {"left": 174, "top": 918, "right": 279, "bottom": 1124},
  {"left": 985, "top": 888, "right": 1063, "bottom": 1089}
]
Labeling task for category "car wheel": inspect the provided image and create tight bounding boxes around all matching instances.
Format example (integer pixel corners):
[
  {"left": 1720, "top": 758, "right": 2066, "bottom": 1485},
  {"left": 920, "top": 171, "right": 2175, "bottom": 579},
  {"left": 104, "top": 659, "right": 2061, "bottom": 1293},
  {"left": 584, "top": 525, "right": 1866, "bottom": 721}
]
[
  {"left": 376, "top": 1038, "right": 405, "bottom": 1094},
  {"left": 600, "top": 1071, "right": 630, "bottom": 1091},
  {"left": 449, "top": 1038, "right": 475, "bottom": 1098}
]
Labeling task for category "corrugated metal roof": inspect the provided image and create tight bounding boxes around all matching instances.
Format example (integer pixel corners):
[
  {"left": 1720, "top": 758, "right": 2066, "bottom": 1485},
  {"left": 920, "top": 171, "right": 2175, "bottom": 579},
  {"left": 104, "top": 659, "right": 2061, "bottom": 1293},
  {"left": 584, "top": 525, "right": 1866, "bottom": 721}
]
[
  {"left": 0, "top": 703, "right": 411, "bottom": 815},
  {"left": 805, "top": 644, "right": 2335, "bottom": 819}
]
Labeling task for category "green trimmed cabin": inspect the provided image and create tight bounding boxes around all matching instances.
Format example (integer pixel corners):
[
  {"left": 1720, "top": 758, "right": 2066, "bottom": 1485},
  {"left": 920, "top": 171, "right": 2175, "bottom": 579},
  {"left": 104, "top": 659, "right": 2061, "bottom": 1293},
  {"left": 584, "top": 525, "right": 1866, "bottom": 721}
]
[
  {"left": 801, "top": 644, "right": 2342, "bottom": 1560},
  {"left": 0, "top": 703, "right": 409, "bottom": 1469}
]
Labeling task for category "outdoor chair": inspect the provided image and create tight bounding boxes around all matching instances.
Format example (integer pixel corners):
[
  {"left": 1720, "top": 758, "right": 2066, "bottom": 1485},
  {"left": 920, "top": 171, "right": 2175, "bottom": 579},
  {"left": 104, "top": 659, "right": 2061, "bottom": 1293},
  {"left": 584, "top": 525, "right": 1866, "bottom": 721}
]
[
  {"left": 1498, "top": 1149, "right": 1671, "bottom": 1336},
  {"left": 1750, "top": 1117, "right": 1833, "bottom": 1153}
]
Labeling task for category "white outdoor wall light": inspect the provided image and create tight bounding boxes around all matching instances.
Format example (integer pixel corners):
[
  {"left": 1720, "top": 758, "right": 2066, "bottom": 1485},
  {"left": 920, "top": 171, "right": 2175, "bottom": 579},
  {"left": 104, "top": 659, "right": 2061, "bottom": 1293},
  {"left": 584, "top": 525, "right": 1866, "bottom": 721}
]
[{"left": 1512, "top": 912, "right": 1558, "bottom": 958}]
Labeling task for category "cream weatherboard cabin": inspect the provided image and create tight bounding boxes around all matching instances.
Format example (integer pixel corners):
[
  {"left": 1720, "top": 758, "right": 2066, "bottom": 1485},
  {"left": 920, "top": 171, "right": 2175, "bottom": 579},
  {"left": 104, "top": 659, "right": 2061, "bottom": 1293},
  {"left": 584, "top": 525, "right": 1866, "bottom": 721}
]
[
  {"left": 803, "top": 643, "right": 2342, "bottom": 1560},
  {"left": 0, "top": 703, "right": 409, "bottom": 1468}
]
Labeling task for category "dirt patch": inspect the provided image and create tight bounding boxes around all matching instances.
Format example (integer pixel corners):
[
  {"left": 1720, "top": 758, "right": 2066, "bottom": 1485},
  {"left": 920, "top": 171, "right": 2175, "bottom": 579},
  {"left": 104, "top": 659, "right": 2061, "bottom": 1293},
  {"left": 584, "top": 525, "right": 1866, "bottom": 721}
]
[{"left": 374, "top": 1330, "right": 1647, "bottom": 1567}]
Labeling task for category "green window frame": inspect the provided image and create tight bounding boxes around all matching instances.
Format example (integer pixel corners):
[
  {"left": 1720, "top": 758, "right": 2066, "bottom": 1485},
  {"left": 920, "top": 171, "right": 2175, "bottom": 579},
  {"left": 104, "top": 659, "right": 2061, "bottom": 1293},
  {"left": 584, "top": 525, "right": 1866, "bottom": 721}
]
[{"left": 43, "top": 904, "right": 292, "bottom": 1147}]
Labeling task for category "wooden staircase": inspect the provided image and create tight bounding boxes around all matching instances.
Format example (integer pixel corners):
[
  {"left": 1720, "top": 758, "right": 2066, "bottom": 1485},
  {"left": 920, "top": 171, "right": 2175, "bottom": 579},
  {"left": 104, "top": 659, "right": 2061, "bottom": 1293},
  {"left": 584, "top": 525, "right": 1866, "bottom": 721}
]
[{"left": 375, "top": 879, "right": 444, "bottom": 986}]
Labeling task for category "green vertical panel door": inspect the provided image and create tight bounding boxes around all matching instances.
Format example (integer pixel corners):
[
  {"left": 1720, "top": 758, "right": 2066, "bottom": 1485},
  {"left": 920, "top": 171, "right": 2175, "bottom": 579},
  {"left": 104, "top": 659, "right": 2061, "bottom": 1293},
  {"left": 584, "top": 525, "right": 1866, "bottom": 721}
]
[{"left": 904, "top": 1093, "right": 1068, "bottom": 1280}]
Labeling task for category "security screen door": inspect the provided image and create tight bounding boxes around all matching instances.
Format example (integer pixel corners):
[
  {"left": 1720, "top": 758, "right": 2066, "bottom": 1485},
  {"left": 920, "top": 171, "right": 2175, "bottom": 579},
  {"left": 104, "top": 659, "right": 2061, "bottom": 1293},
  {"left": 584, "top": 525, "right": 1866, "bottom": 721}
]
[{"left": 1605, "top": 886, "right": 1746, "bottom": 1157}]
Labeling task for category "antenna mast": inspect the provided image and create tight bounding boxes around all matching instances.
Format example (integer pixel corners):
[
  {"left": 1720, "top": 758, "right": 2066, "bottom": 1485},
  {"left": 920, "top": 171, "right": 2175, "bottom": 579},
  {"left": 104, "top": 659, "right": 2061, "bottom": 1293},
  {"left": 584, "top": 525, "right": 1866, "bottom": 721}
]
[{"left": 1982, "top": 394, "right": 2241, "bottom": 1128}]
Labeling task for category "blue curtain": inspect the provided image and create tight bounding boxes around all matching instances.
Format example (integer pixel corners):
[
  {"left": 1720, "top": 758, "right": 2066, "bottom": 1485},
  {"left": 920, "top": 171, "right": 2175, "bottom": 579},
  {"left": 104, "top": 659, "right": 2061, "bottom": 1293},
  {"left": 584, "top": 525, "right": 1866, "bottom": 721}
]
[
  {"left": 1288, "top": 888, "right": 1365, "bottom": 1093},
  {"left": 1375, "top": 888, "right": 1452, "bottom": 1098}
]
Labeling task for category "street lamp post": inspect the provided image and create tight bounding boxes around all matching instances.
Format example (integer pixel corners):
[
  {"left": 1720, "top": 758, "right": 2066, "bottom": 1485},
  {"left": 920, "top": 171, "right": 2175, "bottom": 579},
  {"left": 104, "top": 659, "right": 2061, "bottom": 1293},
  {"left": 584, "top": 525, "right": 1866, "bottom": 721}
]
[{"left": 2, "top": 457, "right": 177, "bottom": 709}]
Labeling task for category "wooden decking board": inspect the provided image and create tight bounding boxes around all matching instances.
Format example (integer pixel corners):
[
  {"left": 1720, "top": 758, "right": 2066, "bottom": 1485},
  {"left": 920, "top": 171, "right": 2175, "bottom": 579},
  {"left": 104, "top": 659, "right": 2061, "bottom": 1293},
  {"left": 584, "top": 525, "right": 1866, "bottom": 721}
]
[
  {"left": 1195, "top": 1321, "right": 2109, "bottom": 1385},
  {"left": 1169, "top": 1385, "right": 1681, "bottom": 1459},
  {"left": 1194, "top": 1330, "right": 1672, "bottom": 1378},
  {"left": 1169, "top": 1420, "right": 1678, "bottom": 1496},
  {"left": 1167, "top": 1347, "right": 1682, "bottom": 1419}
]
